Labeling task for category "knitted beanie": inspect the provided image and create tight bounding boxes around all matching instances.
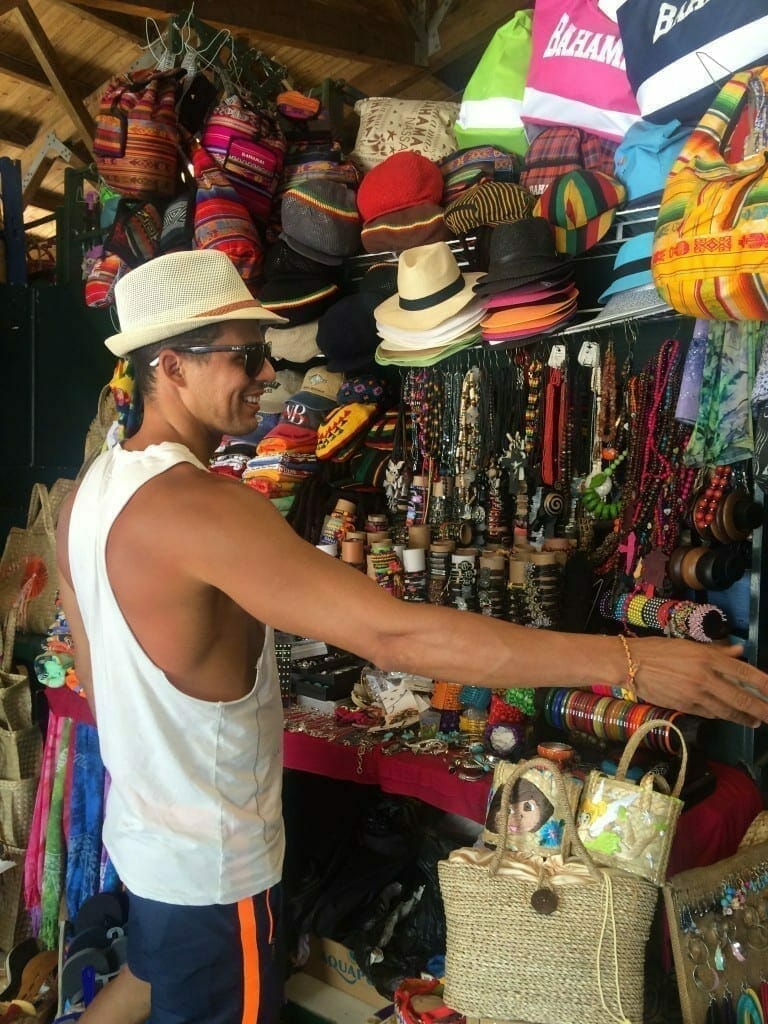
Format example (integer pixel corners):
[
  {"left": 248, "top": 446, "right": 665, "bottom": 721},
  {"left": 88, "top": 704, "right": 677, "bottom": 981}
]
[
  {"left": 280, "top": 180, "right": 362, "bottom": 265},
  {"left": 444, "top": 181, "right": 535, "bottom": 236},
  {"left": 357, "top": 151, "right": 444, "bottom": 223}
]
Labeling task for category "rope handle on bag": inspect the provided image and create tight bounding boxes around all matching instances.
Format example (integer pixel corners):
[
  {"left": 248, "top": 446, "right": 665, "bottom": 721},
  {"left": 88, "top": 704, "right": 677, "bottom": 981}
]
[
  {"left": 489, "top": 755, "right": 602, "bottom": 881},
  {"left": 615, "top": 718, "right": 688, "bottom": 799},
  {"left": 26, "top": 483, "right": 55, "bottom": 534},
  {"left": 1, "top": 605, "right": 19, "bottom": 674}
]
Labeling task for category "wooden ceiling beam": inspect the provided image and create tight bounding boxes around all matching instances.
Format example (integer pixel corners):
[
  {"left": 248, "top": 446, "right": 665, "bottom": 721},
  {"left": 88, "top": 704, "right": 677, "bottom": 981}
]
[
  {"left": 60, "top": 0, "right": 417, "bottom": 65},
  {"left": 13, "top": 0, "right": 96, "bottom": 152},
  {"left": 55, "top": 0, "right": 144, "bottom": 43},
  {"left": 0, "top": 46, "right": 90, "bottom": 92},
  {"left": 0, "top": 124, "right": 35, "bottom": 148},
  {"left": 25, "top": 185, "right": 61, "bottom": 211},
  {"left": 355, "top": 0, "right": 528, "bottom": 97}
]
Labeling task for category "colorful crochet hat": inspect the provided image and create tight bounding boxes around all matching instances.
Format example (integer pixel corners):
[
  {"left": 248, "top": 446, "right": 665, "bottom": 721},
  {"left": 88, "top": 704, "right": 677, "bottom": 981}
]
[
  {"left": 357, "top": 151, "right": 444, "bottom": 223},
  {"left": 534, "top": 170, "right": 626, "bottom": 256},
  {"left": 280, "top": 180, "right": 362, "bottom": 265}
]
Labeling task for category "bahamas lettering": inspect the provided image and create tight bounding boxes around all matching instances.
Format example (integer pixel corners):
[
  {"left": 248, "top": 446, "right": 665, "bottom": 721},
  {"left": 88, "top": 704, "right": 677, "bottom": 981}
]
[
  {"left": 542, "top": 14, "right": 626, "bottom": 69},
  {"left": 653, "top": 0, "right": 712, "bottom": 43}
]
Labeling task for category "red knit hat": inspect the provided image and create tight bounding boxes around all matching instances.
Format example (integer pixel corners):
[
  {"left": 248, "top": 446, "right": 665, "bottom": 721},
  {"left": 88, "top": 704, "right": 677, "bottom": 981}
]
[{"left": 357, "top": 151, "right": 444, "bottom": 223}]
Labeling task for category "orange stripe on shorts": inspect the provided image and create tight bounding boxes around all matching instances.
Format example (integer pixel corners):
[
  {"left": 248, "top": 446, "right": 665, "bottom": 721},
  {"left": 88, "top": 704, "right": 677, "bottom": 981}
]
[{"left": 238, "top": 897, "right": 261, "bottom": 1024}]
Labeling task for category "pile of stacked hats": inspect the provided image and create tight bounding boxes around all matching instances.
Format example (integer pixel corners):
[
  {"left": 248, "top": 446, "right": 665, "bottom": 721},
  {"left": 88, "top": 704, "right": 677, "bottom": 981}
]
[
  {"left": 474, "top": 218, "right": 578, "bottom": 346},
  {"left": 438, "top": 145, "right": 520, "bottom": 206},
  {"left": 443, "top": 178, "right": 536, "bottom": 269},
  {"left": 373, "top": 241, "right": 485, "bottom": 366},
  {"left": 560, "top": 121, "right": 690, "bottom": 332},
  {"left": 259, "top": 179, "right": 362, "bottom": 325},
  {"left": 275, "top": 92, "right": 361, "bottom": 201},
  {"left": 356, "top": 151, "right": 450, "bottom": 255},
  {"left": 316, "top": 291, "right": 382, "bottom": 374},
  {"left": 242, "top": 366, "right": 344, "bottom": 506},
  {"left": 316, "top": 375, "right": 388, "bottom": 462}
]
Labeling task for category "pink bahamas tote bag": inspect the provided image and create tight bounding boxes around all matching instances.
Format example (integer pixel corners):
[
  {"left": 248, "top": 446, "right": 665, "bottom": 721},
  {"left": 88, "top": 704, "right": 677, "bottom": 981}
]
[{"left": 521, "top": 0, "right": 641, "bottom": 143}]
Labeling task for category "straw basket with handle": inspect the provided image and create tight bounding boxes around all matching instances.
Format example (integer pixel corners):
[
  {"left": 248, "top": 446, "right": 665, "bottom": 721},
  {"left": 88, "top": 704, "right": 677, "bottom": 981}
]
[
  {"left": 438, "top": 756, "right": 659, "bottom": 1024},
  {"left": 0, "top": 484, "right": 60, "bottom": 635}
]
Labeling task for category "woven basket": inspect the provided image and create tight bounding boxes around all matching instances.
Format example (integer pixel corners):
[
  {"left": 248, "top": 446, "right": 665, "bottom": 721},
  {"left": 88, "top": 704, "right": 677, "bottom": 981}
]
[
  {"left": 0, "top": 676, "right": 32, "bottom": 731},
  {"left": 0, "top": 842, "right": 33, "bottom": 952},
  {"left": 439, "top": 757, "right": 658, "bottom": 1024},
  {"left": 739, "top": 810, "right": 768, "bottom": 848},
  {"left": 0, "top": 724, "right": 42, "bottom": 781},
  {"left": 0, "top": 484, "right": 59, "bottom": 635},
  {"left": 0, "top": 775, "right": 38, "bottom": 846}
]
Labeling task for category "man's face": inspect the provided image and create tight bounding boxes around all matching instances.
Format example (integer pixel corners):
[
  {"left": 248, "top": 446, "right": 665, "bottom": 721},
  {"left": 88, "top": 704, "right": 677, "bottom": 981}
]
[{"left": 181, "top": 321, "right": 277, "bottom": 436}]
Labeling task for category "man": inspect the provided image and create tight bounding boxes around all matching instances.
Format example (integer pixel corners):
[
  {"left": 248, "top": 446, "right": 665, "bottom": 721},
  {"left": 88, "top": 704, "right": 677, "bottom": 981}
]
[{"left": 56, "top": 250, "right": 768, "bottom": 1024}]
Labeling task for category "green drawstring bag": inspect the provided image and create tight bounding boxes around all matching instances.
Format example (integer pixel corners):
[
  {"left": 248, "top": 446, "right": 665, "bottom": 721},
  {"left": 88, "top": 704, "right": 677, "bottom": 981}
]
[{"left": 454, "top": 10, "right": 533, "bottom": 158}]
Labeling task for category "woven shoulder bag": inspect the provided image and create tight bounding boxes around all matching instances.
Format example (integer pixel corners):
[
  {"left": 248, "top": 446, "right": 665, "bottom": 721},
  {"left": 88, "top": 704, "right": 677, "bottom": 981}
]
[
  {"left": 438, "top": 756, "right": 658, "bottom": 1024},
  {"left": 652, "top": 65, "right": 768, "bottom": 320}
]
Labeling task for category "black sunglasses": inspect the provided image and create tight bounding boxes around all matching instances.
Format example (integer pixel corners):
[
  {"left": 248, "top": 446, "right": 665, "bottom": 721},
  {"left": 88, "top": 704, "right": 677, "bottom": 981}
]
[{"left": 151, "top": 341, "right": 272, "bottom": 378}]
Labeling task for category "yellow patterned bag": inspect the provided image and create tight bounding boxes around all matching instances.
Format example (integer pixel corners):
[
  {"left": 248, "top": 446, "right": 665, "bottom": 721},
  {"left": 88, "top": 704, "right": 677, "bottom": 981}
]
[{"left": 652, "top": 65, "right": 768, "bottom": 320}]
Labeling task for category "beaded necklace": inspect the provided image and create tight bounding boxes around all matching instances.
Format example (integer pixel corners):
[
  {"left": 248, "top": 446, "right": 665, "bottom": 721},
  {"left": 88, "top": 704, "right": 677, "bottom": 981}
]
[{"left": 621, "top": 339, "right": 697, "bottom": 573}]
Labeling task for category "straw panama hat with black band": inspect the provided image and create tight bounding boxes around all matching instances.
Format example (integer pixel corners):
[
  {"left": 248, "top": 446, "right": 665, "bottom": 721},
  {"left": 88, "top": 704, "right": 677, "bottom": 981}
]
[
  {"left": 374, "top": 241, "right": 482, "bottom": 332},
  {"left": 105, "top": 250, "right": 287, "bottom": 357}
]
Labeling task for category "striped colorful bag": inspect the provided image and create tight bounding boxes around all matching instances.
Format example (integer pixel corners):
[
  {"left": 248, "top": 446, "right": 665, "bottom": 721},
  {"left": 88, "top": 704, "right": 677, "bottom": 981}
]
[
  {"left": 94, "top": 68, "right": 185, "bottom": 200},
  {"left": 652, "top": 66, "right": 768, "bottom": 320}
]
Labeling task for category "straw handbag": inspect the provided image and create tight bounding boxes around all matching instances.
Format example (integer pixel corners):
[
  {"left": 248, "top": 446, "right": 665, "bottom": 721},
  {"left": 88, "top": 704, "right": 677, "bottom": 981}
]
[
  {"left": 0, "top": 842, "right": 33, "bottom": 952},
  {"left": 0, "top": 483, "right": 60, "bottom": 635},
  {"left": 438, "top": 757, "right": 659, "bottom": 1024},
  {"left": 577, "top": 719, "right": 687, "bottom": 884},
  {"left": 1, "top": 606, "right": 32, "bottom": 735}
]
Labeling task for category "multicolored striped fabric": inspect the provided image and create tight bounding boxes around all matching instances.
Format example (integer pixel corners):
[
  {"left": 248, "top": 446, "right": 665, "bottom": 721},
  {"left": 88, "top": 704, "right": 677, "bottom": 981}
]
[
  {"left": 192, "top": 142, "right": 264, "bottom": 287},
  {"left": 94, "top": 69, "right": 183, "bottom": 200},
  {"left": 201, "top": 97, "right": 286, "bottom": 224},
  {"left": 652, "top": 67, "right": 768, "bottom": 321}
]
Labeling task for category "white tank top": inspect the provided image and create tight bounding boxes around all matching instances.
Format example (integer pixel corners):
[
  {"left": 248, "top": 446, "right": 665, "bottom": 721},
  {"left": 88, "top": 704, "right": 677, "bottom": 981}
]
[{"left": 69, "top": 442, "right": 284, "bottom": 905}]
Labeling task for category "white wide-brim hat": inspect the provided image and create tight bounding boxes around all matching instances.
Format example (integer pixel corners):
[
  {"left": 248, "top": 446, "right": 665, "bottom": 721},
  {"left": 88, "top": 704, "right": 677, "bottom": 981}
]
[
  {"left": 374, "top": 241, "right": 482, "bottom": 331},
  {"left": 105, "top": 250, "right": 287, "bottom": 356}
]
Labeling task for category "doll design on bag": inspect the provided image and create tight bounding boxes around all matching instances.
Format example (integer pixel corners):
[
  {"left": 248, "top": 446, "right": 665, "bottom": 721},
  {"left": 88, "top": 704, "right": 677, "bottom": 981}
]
[{"left": 485, "top": 777, "right": 563, "bottom": 849}]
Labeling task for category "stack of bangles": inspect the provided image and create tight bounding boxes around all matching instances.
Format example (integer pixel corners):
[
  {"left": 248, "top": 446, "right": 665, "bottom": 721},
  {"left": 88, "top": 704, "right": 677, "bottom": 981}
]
[
  {"left": 599, "top": 591, "right": 730, "bottom": 642},
  {"left": 540, "top": 687, "right": 690, "bottom": 753}
]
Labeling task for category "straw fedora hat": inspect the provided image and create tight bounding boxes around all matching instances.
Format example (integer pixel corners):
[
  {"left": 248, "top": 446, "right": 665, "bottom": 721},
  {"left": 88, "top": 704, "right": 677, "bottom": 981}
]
[
  {"left": 105, "top": 250, "right": 286, "bottom": 357},
  {"left": 374, "top": 242, "right": 482, "bottom": 331}
]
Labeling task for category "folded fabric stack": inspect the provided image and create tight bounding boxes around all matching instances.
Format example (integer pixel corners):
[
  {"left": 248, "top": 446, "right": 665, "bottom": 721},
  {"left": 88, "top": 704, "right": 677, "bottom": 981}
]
[
  {"left": 373, "top": 242, "right": 484, "bottom": 367},
  {"left": 242, "top": 367, "right": 343, "bottom": 502},
  {"left": 316, "top": 375, "right": 388, "bottom": 462},
  {"left": 438, "top": 145, "right": 520, "bottom": 206},
  {"left": 474, "top": 218, "right": 577, "bottom": 346}
]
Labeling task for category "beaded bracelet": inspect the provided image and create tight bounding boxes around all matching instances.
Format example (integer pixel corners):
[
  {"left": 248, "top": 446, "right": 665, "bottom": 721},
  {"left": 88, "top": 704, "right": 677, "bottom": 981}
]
[{"left": 618, "top": 634, "right": 639, "bottom": 702}]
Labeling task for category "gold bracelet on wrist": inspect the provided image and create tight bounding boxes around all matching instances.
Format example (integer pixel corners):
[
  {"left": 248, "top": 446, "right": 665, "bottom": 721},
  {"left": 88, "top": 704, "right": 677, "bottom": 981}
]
[{"left": 618, "top": 634, "right": 639, "bottom": 702}]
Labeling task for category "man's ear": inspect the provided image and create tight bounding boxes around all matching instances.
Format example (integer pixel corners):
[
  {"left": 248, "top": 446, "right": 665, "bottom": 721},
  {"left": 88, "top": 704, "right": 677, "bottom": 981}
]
[{"left": 155, "top": 349, "right": 186, "bottom": 385}]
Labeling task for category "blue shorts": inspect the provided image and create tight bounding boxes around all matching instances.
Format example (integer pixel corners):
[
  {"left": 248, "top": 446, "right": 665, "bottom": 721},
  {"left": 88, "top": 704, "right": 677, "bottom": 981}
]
[{"left": 126, "top": 885, "right": 284, "bottom": 1024}]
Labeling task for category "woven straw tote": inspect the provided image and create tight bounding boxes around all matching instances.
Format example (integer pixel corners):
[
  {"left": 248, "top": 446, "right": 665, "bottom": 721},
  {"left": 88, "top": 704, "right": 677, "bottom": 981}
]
[
  {"left": 438, "top": 756, "right": 658, "bottom": 1024},
  {"left": 0, "top": 484, "right": 60, "bottom": 635},
  {"left": 0, "top": 608, "right": 41, "bottom": 783}
]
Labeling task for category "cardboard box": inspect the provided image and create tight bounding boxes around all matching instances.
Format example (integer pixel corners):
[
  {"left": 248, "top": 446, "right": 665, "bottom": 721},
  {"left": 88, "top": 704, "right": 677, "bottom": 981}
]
[{"left": 304, "top": 936, "right": 387, "bottom": 1009}]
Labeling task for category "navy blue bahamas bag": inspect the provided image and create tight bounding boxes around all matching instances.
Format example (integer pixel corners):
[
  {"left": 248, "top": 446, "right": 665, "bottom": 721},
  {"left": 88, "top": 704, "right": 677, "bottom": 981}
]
[{"left": 614, "top": 0, "right": 768, "bottom": 124}]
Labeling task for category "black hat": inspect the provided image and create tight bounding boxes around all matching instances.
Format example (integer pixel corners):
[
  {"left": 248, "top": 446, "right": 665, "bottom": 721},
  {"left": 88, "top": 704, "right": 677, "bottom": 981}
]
[
  {"left": 262, "top": 238, "right": 334, "bottom": 282},
  {"left": 316, "top": 292, "right": 381, "bottom": 373},
  {"left": 474, "top": 217, "right": 570, "bottom": 294},
  {"left": 259, "top": 275, "right": 341, "bottom": 326}
]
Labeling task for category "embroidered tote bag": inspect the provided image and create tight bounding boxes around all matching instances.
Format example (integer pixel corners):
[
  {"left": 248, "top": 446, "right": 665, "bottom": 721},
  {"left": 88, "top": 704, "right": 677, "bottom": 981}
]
[
  {"left": 454, "top": 10, "right": 534, "bottom": 158},
  {"left": 521, "top": 0, "right": 640, "bottom": 142},
  {"left": 652, "top": 66, "right": 768, "bottom": 321},
  {"left": 615, "top": 0, "right": 768, "bottom": 125}
]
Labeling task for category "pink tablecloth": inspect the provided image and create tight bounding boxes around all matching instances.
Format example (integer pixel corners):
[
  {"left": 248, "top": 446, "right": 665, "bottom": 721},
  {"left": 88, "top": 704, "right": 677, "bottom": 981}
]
[{"left": 284, "top": 727, "right": 764, "bottom": 873}]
